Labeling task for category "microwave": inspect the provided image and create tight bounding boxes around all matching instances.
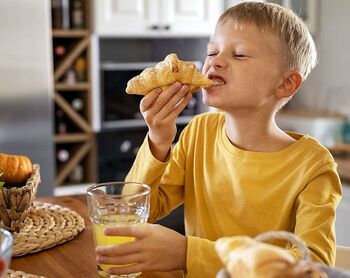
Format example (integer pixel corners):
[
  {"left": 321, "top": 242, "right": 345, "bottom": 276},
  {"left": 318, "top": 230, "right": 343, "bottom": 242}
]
[{"left": 100, "top": 61, "right": 203, "bottom": 130}]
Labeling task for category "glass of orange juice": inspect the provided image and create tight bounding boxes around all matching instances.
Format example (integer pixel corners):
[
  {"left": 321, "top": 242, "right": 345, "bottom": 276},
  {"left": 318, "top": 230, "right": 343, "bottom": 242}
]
[
  {"left": 0, "top": 228, "right": 13, "bottom": 278},
  {"left": 87, "top": 182, "right": 150, "bottom": 278}
]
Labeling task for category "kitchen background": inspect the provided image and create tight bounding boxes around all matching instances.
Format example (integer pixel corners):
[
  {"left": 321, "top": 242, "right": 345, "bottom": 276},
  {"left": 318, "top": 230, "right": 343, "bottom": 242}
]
[{"left": 0, "top": 0, "right": 349, "bottom": 245}]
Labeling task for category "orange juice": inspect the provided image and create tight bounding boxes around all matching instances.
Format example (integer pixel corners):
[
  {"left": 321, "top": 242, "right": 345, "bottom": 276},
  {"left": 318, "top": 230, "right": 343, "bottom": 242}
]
[{"left": 92, "top": 214, "right": 139, "bottom": 272}]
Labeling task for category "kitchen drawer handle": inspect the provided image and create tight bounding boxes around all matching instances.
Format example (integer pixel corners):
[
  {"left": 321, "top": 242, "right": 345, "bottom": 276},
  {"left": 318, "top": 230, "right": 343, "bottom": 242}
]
[{"left": 149, "top": 25, "right": 171, "bottom": 31}]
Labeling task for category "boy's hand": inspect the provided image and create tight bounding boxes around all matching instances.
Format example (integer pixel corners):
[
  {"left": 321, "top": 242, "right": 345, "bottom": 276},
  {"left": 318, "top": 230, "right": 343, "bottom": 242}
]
[
  {"left": 95, "top": 224, "right": 187, "bottom": 275},
  {"left": 140, "top": 82, "right": 191, "bottom": 161}
]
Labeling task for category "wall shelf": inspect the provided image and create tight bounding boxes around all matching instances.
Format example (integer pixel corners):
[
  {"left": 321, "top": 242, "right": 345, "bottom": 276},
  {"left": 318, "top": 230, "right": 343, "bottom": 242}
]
[
  {"left": 51, "top": 0, "right": 95, "bottom": 187},
  {"left": 53, "top": 29, "right": 89, "bottom": 38},
  {"left": 55, "top": 82, "right": 89, "bottom": 91},
  {"left": 54, "top": 133, "right": 89, "bottom": 143}
]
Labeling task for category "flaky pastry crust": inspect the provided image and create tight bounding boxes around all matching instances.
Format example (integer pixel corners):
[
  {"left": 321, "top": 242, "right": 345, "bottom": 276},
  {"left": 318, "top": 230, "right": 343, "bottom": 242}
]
[
  {"left": 215, "top": 236, "right": 327, "bottom": 278},
  {"left": 126, "top": 53, "right": 214, "bottom": 95}
]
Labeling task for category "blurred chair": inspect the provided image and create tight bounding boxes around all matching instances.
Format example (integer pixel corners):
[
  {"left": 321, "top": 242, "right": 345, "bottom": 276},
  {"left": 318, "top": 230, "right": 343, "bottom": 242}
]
[{"left": 336, "top": 246, "right": 350, "bottom": 270}]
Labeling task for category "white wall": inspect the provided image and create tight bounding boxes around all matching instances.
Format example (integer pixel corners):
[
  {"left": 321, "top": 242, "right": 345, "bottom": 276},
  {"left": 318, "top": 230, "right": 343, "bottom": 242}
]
[{"left": 292, "top": 0, "right": 350, "bottom": 120}]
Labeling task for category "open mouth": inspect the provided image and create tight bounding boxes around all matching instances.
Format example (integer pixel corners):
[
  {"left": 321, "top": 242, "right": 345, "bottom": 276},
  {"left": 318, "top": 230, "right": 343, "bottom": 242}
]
[{"left": 208, "top": 74, "right": 226, "bottom": 86}]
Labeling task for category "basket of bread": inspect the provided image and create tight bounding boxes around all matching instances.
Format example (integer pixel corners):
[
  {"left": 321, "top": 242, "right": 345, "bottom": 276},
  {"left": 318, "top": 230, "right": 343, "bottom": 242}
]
[
  {"left": 215, "top": 231, "right": 350, "bottom": 278},
  {"left": 0, "top": 153, "right": 40, "bottom": 232}
]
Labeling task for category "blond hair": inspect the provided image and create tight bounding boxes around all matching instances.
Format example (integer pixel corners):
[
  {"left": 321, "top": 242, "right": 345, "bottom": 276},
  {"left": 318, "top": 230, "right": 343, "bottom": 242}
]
[{"left": 219, "top": 2, "right": 317, "bottom": 80}]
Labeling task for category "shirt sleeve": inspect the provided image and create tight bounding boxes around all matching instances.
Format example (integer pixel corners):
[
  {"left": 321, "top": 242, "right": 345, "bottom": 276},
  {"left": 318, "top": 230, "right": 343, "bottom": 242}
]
[
  {"left": 186, "top": 236, "right": 223, "bottom": 278},
  {"left": 291, "top": 161, "right": 342, "bottom": 266},
  {"left": 125, "top": 133, "right": 186, "bottom": 223}
]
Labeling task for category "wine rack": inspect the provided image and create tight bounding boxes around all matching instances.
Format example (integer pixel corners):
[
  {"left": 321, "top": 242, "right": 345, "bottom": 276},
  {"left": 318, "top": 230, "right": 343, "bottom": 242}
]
[{"left": 51, "top": 0, "right": 96, "bottom": 186}]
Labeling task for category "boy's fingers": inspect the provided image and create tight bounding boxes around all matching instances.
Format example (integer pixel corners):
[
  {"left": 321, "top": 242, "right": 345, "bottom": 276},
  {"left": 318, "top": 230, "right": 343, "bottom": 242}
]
[
  {"left": 104, "top": 226, "right": 147, "bottom": 238},
  {"left": 165, "top": 93, "right": 192, "bottom": 121},
  {"left": 148, "top": 82, "right": 183, "bottom": 114},
  {"left": 140, "top": 88, "right": 162, "bottom": 112},
  {"left": 108, "top": 263, "right": 147, "bottom": 275},
  {"left": 96, "top": 253, "right": 142, "bottom": 265},
  {"left": 96, "top": 241, "right": 139, "bottom": 256},
  {"left": 157, "top": 85, "right": 189, "bottom": 119}
]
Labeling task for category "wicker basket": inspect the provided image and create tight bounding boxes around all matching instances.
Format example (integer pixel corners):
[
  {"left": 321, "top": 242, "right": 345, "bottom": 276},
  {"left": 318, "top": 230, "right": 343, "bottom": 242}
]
[{"left": 0, "top": 164, "right": 40, "bottom": 232}]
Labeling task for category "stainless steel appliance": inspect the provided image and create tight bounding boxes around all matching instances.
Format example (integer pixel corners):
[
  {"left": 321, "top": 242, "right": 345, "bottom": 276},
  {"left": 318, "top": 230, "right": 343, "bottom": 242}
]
[{"left": 0, "top": 0, "right": 55, "bottom": 195}]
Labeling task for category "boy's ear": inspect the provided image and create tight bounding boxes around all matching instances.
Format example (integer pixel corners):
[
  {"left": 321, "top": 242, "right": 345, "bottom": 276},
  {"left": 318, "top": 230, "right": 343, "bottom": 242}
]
[{"left": 275, "top": 70, "right": 303, "bottom": 99}]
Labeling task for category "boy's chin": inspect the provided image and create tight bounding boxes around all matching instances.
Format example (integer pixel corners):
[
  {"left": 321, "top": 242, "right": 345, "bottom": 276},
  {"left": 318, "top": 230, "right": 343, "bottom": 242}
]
[
  {"left": 202, "top": 96, "right": 221, "bottom": 110},
  {"left": 202, "top": 93, "right": 215, "bottom": 107}
]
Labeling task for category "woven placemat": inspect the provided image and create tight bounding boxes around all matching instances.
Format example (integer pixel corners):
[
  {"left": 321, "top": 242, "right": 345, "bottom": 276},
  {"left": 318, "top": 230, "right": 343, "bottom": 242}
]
[
  {"left": 6, "top": 269, "right": 47, "bottom": 278},
  {"left": 12, "top": 201, "right": 85, "bottom": 257}
]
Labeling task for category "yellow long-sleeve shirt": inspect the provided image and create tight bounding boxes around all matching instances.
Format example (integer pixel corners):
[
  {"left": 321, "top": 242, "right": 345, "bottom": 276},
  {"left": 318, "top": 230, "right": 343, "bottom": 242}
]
[{"left": 126, "top": 112, "right": 342, "bottom": 278}]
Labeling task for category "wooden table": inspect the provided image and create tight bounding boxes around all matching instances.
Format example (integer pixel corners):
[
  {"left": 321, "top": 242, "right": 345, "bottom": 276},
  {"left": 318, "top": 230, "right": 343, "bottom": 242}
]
[{"left": 10, "top": 195, "right": 184, "bottom": 278}]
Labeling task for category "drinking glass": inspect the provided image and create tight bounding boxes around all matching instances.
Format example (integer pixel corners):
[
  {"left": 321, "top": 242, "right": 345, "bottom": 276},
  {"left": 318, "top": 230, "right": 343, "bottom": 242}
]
[
  {"left": 0, "top": 228, "right": 13, "bottom": 278},
  {"left": 87, "top": 182, "right": 150, "bottom": 278}
]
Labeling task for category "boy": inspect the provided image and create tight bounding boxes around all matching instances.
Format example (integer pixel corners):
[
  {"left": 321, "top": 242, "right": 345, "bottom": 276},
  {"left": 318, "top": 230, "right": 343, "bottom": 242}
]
[{"left": 95, "top": 2, "right": 342, "bottom": 277}]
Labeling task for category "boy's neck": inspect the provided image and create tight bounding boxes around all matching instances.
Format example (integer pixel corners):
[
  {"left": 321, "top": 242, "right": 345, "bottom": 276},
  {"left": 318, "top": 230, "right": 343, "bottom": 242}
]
[{"left": 224, "top": 111, "right": 296, "bottom": 152}]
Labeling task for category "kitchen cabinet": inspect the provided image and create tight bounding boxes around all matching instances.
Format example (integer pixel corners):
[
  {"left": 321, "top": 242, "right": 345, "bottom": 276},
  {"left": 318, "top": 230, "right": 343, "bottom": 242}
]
[{"left": 94, "top": 0, "right": 224, "bottom": 37}]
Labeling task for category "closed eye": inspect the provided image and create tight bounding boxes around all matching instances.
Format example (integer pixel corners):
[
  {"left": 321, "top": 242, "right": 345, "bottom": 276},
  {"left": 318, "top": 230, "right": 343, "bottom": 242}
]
[
  {"left": 207, "top": 53, "right": 218, "bottom": 57},
  {"left": 234, "top": 54, "right": 247, "bottom": 60}
]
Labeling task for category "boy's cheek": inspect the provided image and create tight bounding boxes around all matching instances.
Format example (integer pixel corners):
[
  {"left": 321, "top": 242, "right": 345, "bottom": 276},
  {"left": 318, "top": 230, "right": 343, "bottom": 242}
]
[{"left": 202, "top": 62, "right": 209, "bottom": 74}]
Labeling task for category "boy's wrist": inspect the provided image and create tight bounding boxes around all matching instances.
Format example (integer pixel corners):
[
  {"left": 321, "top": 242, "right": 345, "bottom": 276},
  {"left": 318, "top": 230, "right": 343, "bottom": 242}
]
[
  {"left": 148, "top": 136, "right": 172, "bottom": 162},
  {"left": 175, "top": 234, "right": 188, "bottom": 271}
]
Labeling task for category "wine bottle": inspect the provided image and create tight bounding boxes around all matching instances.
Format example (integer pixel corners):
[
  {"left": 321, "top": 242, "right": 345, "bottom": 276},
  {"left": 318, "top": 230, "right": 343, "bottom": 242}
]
[
  {"left": 54, "top": 45, "right": 66, "bottom": 57},
  {"left": 51, "top": 0, "right": 70, "bottom": 29},
  {"left": 56, "top": 109, "right": 67, "bottom": 134},
  {"left": 71, "top": 0, "right": 85, "bottom": 29},
  {"left": 63, "top": 68, "right": 77, "bottom": 84},
  {"left": 57, "top": 149, "right": 70, "bottom": 162},
  {"left": 71, "top": 98, "right": 84, "bottom": 112},
  {"left": 61, "top": 0, "right": 70, "bottom": 29},
  {"left": 69, "top": 164, "right": 83, "bottom": 183},
  {"left": 74, "top": 57, "right": 87, "bottom": 81},
  {"left": 51, "top": 0, "right": 63, "bottom": 29}
]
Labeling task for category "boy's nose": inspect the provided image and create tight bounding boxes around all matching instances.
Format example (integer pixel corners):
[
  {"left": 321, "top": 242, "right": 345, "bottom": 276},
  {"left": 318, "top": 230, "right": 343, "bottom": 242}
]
[{"left": 209, "top": 54, "right": 227, "bottom": 69}]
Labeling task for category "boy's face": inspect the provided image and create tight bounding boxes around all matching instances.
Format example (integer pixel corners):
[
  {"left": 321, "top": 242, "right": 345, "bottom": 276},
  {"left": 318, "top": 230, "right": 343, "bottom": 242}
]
[{"left": 202, "top": 19, "right": 284, "bottom": 113}]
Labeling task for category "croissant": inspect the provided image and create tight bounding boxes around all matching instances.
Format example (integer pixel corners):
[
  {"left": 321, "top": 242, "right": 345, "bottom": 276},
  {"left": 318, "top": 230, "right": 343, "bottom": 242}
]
[
  {"left": 215, "top": 236, "right": 327, "bottom": 278},
  {"left": 126, "top": 53, "right": 215, "bottom": 95}
]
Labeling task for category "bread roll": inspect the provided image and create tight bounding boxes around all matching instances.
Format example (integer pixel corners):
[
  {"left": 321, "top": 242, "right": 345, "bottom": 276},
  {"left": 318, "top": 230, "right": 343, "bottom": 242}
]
[
  {"left": 126, "top": 53, "right": 214, "bottom": 95},
  {"left": 215, "top": 236, "right": 327, "bottom": 278}
]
